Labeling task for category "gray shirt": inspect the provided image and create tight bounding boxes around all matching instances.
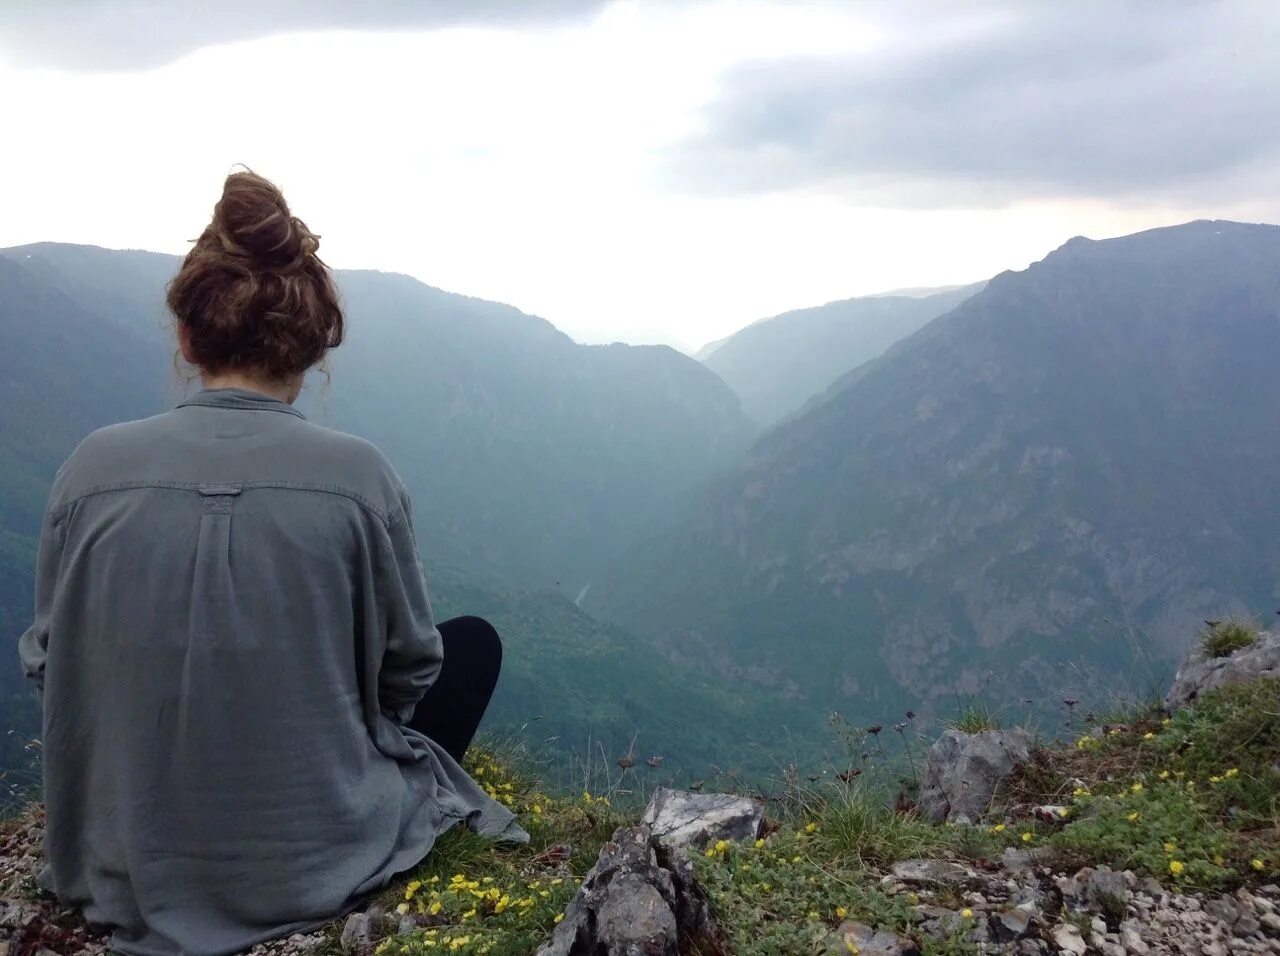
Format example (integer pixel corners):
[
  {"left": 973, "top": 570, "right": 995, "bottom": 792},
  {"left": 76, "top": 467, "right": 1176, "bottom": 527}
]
[{"left": 17, "top": 388, "right": 522, "bottom": 956}]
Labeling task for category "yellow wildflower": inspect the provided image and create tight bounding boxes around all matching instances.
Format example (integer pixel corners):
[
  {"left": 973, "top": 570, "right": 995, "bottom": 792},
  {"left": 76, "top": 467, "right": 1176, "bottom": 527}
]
[
  {"left": 761, "top": 883, "right": 772, "bottom": 892},
  {"left": 1169, "top": 860, "right": 1185, "bottom": 876},
  {"left": 582, "top": 791, "right": 593, "bottom": 805},
  {"left": 1164, "top": 842, "right": 1176, "bottom": 854},
  {"left": 1158, "top": 771, "right": 1170, "bottom": 780},
  {"left": 792, "top": 855, "right": 803, "bottom": 863},
  {"left": 808, "top": 911, "right": 820, "bottom": 920},
  {"left": 1213, "top": 855, "right": 1226, "bottom": 866},
  {"left": 1252, "top": 859, "right": 1265, "bottom": 871},
  {"left": 845, "top": 941, "right": 860, "bottom": 955},
  {"left": 1225, "top": 768, "right": 1240, "bottom": 779},
  {"left": 429, "top": 900, "right": 442, "bottom": 915},
  {"left": 495, "top": 895, "right": 511, "bottom": 913},
  {"left": 395, "top": 903, "right": 410, "bottom": 915},
  {"left": 1021, "top": 832, "right": 1033, "bottom": 843},
  {"left": 1072, "top": 788, "right": 1090, "bottom": 799},
  {"left": 461, "top": 908, "right": 476, "bottom": 920},
  {"left": 1131, "top": 783, "right": 1144, "bottom": 794},
  {"left": 704, "top": 847, "right": 716, "bottom": 858},
  {"left": 835, "top": 906, "right": 847, "bottom": 918},
  {"left": 990, "top": 824, "right": 1006, "bottom": 833},
  {"left": 804, "top": 822, "right": 818, "bottom": 834},
  {"left": 1142, "top": 732, "right": 1155, "bottom": 740},
  {"left": 429, "top": 876, "right": 440, "bottom": 884},
  {"left": 961, "top": 908, "right": 973, "bottom": 919},
  {"left": 1127, "top": 812, "right": 1140, "bottom": 822},
  {"left": 1209, "top": 775, "right": 1222, "bottom": 784},
  {"left": 755, "top": 838, "right": 766, "bottom": 848},
  {"left": 1057, "top": 808, "right": 1070, "bottom": 819},
  {"left": 554, "top": 913, "right": 564, "bottom": 924},
  {"left": 714, "top": 840, "right": 728, "bottom": 854},
  {"left": 532, "top": 804, "right": 543, "bottom": 815}
]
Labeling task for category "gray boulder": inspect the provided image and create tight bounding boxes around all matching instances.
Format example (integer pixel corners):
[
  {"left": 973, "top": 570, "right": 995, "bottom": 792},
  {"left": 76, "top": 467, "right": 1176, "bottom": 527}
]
[
  {"left": 827, "top": 921, "right": 920, "bottom": 956},
  {"left": 1165, "top": 629, "right": 1280, "bottom": 710},
  {"left": 916, "top": 728, "right": 1034, "bottom": 823},
  {"left": 537, "top": 825, "right": 718, "bottom": 956},
  {"left": 640, "top": 787, "right": 763, "bottom": 850},
  {"left": 888, "top": 859, "right": 977, "bottom": 886}
]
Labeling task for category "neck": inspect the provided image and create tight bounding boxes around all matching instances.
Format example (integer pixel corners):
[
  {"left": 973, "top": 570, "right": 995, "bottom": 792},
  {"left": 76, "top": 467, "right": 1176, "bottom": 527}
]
[{"left": 200, "top": 370, "right": 302, "bottom": 404}]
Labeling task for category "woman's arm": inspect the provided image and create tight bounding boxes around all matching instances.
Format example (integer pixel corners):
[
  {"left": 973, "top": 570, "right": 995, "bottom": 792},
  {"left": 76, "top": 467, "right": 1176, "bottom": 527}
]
[
  {"left": 376, "top": 488, "right": 444, "bottom": 723},
  {"left": 18, "top": 501, "right": 67, "bottom": 706}
]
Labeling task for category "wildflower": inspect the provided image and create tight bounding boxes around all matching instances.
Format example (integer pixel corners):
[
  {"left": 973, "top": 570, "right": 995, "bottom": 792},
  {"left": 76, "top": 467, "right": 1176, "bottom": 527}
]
[
  {"left": 1131, "top": 783, "right": 1144, "bottom": 794},
  {"left": 792, "top": 855, "right": 803, "bottom": 863},
  {"left": 1213, "top": 855, "right": 1226, "bottom": 866},
  {"left": 754, "top": 838, "right": 765, "bottom": 848},
  {"left": 1162, "top": 717, "right": 1171, "bottom": 725},
  {"left": 808, "top": 911, "right": 820, "bottom": 920},
  {"left": 582, "top": 791, "right": 593, "bottom": 805},
  {"left": 554, "top": 913, "right": 564, "bottom": 924},
  {"left": 1169, "top": 860, "right": 1185, "bottom": 876},
  {"left": 990, "top": 823, "right": 1006, "bottom": 833},
  {"left": 1072, "top": 787, "right": 1090, "bottom": 799},
  {"left": 1057, "top": 808, "right": 1070, "bottom": 819},
  {"left": 1164, "top": 842, "right": 1176, "bottom": 854},
  {"left": 835, "top": 906, "right": 847, "bottom": 918},
  {"left": 1225, "top": 768, "right": 1240, "bottom": 779},
  {"left": 1021, "top": 832, "right": 1033, "bottom": 843},
  {"left": 804, "top": 822, "right": 818, "bottom": 834},
  {"left": 405, "top": 880, "right": 424, "bottom": 899},
  {"left": 704, "top": 847, "right": 716, "bottom": 858},
  {"left": 1127, "top": 812, "right": 1140, "bottom": 822},
  {"left": 429, "top": 900, "right": 442, "bottom": 915},
  {"left": 845, "top": 941, "right": 860, "bottom": 955},
  {"left": 1209, "top": 775, "right": 1222, "bottom": 784},
  {"left": 429, "top": 876, "right": 440, "bottom": 884},
  {"left": 907, "top": 893, "right": 919, "bottom": 905},
  {"left": 532, "top": 804, "right": 543, "bottom": 815},
  {"left": 1142, "top": 731, "right": 1155, "bottom": 740},
  {"left": 961, "top": 908, "right": 973, "bottom": 919},
  {"left": 550, "top": 878, "right": 563, "bottom": 886},
  {"left": 715, "top": 840, "right": 728, "bottom": 854},
  {"left": 395, "top": 903, "right": 410, "bottom": 915},
  {"left": 1158, "top": 770, "right": 1170, "bottom": 780},
  {"left": 1252, "top": 859, "right": 1265, "bottom": 872},
  {"left": 760, "top": 883, "right": 772, "bottom": 892},
  {"left": 461, "top": 908, "right": 476, "bottom": 920}
]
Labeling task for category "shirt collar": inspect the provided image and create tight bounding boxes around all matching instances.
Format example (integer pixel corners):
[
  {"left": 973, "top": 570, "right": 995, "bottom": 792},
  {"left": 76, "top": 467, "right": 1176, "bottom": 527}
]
[{"left": 175, "top": 388, "right": 307, "bottom": 419}]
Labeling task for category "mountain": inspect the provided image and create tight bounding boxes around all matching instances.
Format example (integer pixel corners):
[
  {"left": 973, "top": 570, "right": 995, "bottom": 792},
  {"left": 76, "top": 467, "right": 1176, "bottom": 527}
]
[
  {"left": 595, "top": 220, "right": 1280, "bottom": 723},
  {"left": 700, "top": 284, "right": 982, "bottom": 426},
  {"left": 0, "top": 244, "right": 759, "bottom": 764}
]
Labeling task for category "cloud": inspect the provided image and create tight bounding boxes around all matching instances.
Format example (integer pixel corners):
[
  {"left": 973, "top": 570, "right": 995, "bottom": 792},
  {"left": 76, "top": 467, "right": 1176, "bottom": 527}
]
[
  {"left": 0, "top": 0, "right": 610, "bottom": 70},
  {"left": 665, "top": 1, "right": 1280, "bottom": 206}
]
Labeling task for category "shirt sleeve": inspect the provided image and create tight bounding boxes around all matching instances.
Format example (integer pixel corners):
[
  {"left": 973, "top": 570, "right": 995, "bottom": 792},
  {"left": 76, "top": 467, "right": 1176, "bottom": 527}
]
[
  {"left": 376, "top": 488, "right": 444, "bottom": 723},
  {"left": 17, "top": 499, "right": 67, "bottom": 706}
]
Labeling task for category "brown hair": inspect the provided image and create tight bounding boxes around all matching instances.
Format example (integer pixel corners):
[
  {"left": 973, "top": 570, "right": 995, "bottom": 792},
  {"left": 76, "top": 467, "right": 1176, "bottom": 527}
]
[{"left": 167, "top": 170, "right": 344, "bottom": 380}]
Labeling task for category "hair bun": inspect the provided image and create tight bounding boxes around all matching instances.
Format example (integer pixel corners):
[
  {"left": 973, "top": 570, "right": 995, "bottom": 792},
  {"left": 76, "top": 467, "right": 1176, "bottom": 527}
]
[{"left": 211, "top": 170, "right": 318, "bottom": 272}]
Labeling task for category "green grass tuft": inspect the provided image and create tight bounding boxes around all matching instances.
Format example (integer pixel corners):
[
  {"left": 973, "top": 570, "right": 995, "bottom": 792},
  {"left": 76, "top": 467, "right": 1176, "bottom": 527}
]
[
  {"left": 1200, "top": 618, "right": 1260, "bottom": 658},
  {"left": 949, "top": 701, "right": 1001, "bottom": 734}
]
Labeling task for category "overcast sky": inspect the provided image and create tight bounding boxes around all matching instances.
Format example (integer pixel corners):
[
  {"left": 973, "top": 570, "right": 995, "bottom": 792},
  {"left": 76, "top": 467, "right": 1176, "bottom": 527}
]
[{"left": 1, "top": 1, "right": 1276, "bottom": 351}]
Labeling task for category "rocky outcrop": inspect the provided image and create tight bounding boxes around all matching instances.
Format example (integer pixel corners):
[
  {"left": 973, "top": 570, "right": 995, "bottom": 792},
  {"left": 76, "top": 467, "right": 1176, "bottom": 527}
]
[
  {"left": 1166, "top": 629, "right": 1280, "bottom": 709},
  {"left": 916, "top": 727, "right": 1034, "bottom": 823},
  {"left": 639, "top": 787, "right": 763, "bottom": 850},
  {"left": 536, "top": 825, "right": 720, "bottom": 956}
]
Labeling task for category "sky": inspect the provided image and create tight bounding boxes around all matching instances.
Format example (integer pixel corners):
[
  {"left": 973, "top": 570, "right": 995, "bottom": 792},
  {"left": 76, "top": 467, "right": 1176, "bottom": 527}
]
[{"left": 1, "top": 1, "right": 1277, "bottom": 352}]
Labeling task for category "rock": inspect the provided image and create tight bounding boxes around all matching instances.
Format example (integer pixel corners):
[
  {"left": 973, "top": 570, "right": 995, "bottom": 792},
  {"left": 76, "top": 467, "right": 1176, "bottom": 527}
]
[
  {"left": 1059, "top": 866, "right": 1131, "bottom": 920},
  {"left": 999, "top": 846, "right": 1052, "bottom": 877},
  {"left": 1052, "top": 922, "right": 1088, "bottom": 955},
  {"left": 889, "top": 859, "right": 977, "bottom": 886},
  {"left": 916, "top": 727, "right": 1034, "bottom": 823},
  {"left": 639, "top": 787, "right": 764, "bottom": 849},
  {"left": 537, "top": 825, "right": 718, "bottom": 956},
  {"left": 995, "top": 903, "right": 1037, "bottom": 940},
  {"left": 1166, "top": 628, "right": 1280, "bottom": 709},
  {"left": 339, "top": 912, "right": 373, "bottom": 950},
  {"left": 828, "top": 920, "right": 921, "bottom": 956}
]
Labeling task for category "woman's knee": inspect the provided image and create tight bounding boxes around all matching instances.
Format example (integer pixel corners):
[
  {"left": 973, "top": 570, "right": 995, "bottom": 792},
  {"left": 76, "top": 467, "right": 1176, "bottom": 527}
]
[{"left": 444, "top": 615, "right": 502, "bottom": 666}]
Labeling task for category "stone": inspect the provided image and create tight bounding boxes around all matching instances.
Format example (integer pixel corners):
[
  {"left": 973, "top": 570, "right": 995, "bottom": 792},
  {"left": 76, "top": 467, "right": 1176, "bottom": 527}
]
[
  {"left": 1060, "top": 866, "right": 1131, "bottom": 920},
  {"left": 1052, "top": 922, "right": 1088, "bottom": 955},
  {"left": 639, "top": 787, "right": 764, "bottom": 849},
  {"left": 538, "top": 825, "right": 718, "bottom": 956},
  {"left": 828, "top": 920, "right": 921, "bottom": 956},
  {"left": 889, "top": 859, "right": 977, "bottom": 886},
  {"left": 995, "top": 903, "right": 1036, "bottom": 940},
  {"left": 339, "top": 912, "right": 373, "bottom": 950},
  {"left": 916, "top": 727, "right": 1034, "bottom": 823},
  {"left": 1166, "top": 629, "right": 1280, "bottom": 709}
]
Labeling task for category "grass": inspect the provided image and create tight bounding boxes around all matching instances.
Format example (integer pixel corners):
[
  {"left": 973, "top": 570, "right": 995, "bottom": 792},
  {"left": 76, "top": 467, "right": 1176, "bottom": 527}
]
[
  {"left": 1200, "top": 618, "right": 1260, "bottom": 658},
  {"left": 998, "top": 678, "right": 1280, "bottom": 890},
  {"left": 949, "top": 700, "right": 1001, "bottom": 734}
]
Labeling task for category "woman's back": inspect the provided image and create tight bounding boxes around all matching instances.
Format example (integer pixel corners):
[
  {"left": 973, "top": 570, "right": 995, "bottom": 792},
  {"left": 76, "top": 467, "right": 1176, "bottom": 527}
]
[{"left": 19, "top": 172, "right": 519, "bottom": 955}]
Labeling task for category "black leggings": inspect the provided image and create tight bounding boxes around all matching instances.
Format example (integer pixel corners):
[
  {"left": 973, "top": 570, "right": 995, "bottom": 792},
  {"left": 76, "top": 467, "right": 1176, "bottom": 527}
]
[{"left": 406, "top": 616, "right": 503, "bottom": 763}]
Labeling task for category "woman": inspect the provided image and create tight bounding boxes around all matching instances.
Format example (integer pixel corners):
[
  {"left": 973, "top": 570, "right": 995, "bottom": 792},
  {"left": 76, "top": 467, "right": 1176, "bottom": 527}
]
[{"left": 18, "top": 171, "right": 525, "bottom": 956}]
